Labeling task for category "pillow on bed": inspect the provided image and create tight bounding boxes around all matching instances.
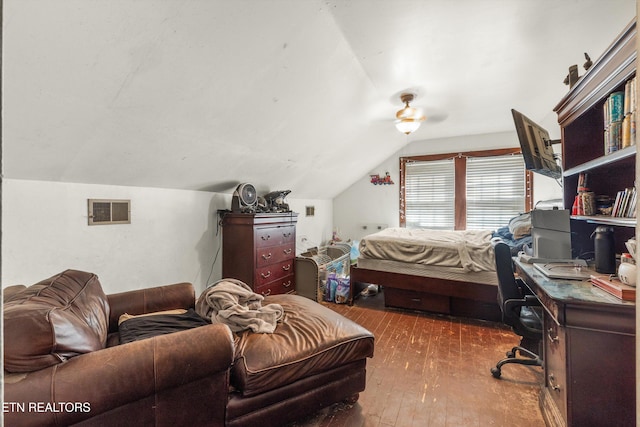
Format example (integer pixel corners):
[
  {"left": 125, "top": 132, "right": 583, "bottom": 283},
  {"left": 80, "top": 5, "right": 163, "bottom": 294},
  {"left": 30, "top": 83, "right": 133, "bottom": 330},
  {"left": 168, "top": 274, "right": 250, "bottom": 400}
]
[
  {"left": 118, "top": 308, "right": 209, "bottom": 344},
  {"left": 508, "top": 212, "right": 531, "bottom": 240}
]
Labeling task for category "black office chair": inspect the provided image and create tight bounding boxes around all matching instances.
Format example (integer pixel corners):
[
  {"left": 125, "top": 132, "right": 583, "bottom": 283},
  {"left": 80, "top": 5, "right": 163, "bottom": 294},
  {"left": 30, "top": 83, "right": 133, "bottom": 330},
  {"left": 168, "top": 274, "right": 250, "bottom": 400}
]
[{"left": 490, "top": 241, "right": 543, "bottom": 378}]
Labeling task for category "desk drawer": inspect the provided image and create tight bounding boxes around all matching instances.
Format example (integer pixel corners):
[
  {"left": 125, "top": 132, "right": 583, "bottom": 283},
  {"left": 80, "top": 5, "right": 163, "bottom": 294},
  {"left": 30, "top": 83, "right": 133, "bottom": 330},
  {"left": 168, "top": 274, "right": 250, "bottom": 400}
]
[
  {"left": 255, "top": 226, "right": 295, "bottom": 248},
  {"left": 544, "top": 315, "right": 567, "bottom": 422}
]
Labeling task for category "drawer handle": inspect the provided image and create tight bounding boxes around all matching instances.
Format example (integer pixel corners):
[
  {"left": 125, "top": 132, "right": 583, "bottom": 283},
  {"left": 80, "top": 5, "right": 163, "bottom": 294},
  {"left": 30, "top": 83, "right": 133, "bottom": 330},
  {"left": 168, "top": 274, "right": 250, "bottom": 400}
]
[
  {"left": 261, "top": 235, "right": 271, "bottom": 241},
  {"left": 261, "top": 252, "right": 272, "bottom": 260},
  {"left": 547, "top": 328, "right": 559, "bottom": 344},
  {"left": 261, "top": 271, "right": 271, "bottom": 279},
  {"left": 548, "top": 374, "right": 561, "bottom": 392},
  {"left": 282, "top": 264, "right": 291, "bottom": 271},
  {"left": 283, "top": 248, "right": 292, "bottom": 255},
  {"left": 283, "top": 232, "right": 292, "bottom": 237},
  {"left": 262, "top": 289, "right": 271, "bottom": 296},
  {"left": 283, "top": 280, "right": 292, "bottom": 288}
]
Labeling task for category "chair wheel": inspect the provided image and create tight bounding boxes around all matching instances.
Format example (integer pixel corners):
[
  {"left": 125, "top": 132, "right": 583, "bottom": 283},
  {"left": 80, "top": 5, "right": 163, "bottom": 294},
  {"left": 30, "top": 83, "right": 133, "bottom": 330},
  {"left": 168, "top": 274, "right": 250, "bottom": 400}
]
[
  {"left": 491, "top": 367, "right": 502, "bottom": 378},
  {"left": 506, "top": 350, "right": 516, "bottom": 358},
  {"left": 344, "top": 394, "right": 359, "bottom": 405}
]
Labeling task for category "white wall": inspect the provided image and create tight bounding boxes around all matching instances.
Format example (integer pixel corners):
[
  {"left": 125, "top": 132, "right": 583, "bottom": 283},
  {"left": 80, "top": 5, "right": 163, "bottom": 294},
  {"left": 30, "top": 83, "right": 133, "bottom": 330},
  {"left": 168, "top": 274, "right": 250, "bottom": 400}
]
[
  {"left": 333, "top": 131, "right": 563, "bottom": 242},
  {"left": 1, "top": 179, "right": 332, "bottom": 295},
  {"left": 287, "top": 198, "right": 334, "bottom": 254}
]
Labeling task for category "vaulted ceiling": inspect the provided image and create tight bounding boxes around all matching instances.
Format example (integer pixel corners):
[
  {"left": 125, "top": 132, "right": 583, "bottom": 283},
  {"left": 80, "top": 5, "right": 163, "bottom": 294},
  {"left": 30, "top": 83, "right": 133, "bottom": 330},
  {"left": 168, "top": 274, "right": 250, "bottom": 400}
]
[{"left": 2, "top": 0, "right": 636, "bottom": 199}]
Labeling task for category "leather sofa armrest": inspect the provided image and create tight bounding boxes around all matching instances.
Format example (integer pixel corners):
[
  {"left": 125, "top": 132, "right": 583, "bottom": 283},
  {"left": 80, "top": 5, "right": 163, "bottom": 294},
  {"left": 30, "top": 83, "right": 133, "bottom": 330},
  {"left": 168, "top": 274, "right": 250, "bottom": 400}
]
[
  {"left": 4, "top": 323, "right": 233, "bottom": 427},
  {"left": 3, "top": 285, "right": 27, "bottom": 302},
  {"left": 107, "top": 282, "right": 196, "bottom": 333}
]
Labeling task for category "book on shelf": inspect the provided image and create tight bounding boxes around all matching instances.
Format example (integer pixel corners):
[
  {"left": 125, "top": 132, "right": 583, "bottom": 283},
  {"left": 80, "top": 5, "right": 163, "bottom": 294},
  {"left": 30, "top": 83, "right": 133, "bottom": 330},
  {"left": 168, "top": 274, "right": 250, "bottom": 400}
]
[
  {"left": 590, "top": 274, "right": 636, "bottom": 301},
  {"left": 611, "top": 186, "right": 636, "bottom": 218},
  {"left": 624, "top": 76, "right": 636, "bottom": 116},
  {"left": 604, "top": 76, "right": 637, "bottom": 154}
]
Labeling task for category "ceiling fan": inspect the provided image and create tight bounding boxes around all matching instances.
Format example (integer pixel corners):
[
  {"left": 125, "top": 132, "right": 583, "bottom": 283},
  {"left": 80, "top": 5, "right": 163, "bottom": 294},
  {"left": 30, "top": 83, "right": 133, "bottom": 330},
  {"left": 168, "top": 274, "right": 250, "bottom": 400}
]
[
  {"left": 394, "top": 92, "right": 425, "bottom": 135},
  {"left": 382, "top": 89, "right": 448, "bottom": 135}
]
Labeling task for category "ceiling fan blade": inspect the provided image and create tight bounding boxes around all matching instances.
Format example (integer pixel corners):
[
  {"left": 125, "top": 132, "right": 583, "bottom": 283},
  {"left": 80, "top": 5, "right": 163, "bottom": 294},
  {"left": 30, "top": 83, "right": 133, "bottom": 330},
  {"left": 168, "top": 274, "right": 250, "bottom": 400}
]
[{"left": 421, "top": 108, "right": 448, "bottom": 123}]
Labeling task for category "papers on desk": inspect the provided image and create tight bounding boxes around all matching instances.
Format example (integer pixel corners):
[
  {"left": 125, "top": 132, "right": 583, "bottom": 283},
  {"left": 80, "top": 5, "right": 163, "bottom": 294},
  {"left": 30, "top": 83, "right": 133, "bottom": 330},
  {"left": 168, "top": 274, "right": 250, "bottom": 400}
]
[{"left": 533, "top": 261, "right": 591, "bottom": 280}]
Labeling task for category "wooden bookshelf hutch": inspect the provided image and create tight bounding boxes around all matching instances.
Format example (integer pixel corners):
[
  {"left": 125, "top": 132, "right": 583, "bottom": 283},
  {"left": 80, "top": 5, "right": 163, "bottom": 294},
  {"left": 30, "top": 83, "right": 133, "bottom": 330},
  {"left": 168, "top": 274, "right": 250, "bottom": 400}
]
[
  {"left": 554, "top": 19, "right": 637, "bottom": 255},
  {"left": 540, "top": 18, "right": 637, "bottom": 427}
]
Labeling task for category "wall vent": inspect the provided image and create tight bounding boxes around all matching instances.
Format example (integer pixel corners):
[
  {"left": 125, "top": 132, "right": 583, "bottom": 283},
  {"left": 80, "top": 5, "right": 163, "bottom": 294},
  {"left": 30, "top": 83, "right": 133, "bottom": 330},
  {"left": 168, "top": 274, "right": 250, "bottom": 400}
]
[{"left": 88, "top": 199, "right": 131, "bottom": 225}]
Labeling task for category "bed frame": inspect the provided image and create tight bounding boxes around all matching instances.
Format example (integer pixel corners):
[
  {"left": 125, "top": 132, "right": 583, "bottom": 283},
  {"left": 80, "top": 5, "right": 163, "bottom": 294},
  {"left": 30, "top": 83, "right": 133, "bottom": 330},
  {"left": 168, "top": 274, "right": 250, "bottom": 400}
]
[{"left": 350, "top": 265, "right": 501, "bottom": 322}]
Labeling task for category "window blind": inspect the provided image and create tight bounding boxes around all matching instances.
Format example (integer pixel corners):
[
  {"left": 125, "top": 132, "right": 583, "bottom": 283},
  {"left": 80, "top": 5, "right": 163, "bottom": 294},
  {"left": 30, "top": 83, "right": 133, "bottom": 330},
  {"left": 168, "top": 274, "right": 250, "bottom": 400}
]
[
  {"left": 466, "top": 155, "right": 525, "bottom": 230},
  {"left": 405, "top": 159, "right": 455, "bottom": 230}
]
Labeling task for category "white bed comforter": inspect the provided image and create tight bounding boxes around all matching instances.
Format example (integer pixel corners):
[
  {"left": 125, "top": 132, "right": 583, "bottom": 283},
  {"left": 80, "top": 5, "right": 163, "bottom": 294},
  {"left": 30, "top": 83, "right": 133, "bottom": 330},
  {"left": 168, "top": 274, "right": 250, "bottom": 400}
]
[{"left": 358, "top": 227, "right": 495, "bottom": 272}]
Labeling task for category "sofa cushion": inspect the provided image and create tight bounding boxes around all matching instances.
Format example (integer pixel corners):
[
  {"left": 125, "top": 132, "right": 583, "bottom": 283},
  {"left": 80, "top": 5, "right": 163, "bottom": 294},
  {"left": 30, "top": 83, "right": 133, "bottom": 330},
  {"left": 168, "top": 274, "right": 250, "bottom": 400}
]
[
  {"left": 232, "top": 294, "right": 374, "bottom": 397},
  {"left": 3, "top": 269, "right": 110, "bottom": 372}
]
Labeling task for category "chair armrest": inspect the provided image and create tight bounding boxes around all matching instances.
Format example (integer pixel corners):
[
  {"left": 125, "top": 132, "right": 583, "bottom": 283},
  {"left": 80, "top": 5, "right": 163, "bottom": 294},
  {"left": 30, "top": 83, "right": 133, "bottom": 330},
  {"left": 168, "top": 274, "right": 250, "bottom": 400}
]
[
  {"left": 504, "top": 295, "right": 541, "bottom": 312},
  {"left": 523, "top": 294, "right": 541, "bottom": 306},
  {"left": 503, "top": 295, "right": 542, "bottom": 325},
  {"left": 4, "top": 324, "right": 233, "bottom": 427},
  {"left": 107, "top": 282, "right": 196, "bottom": 333},
  {"left": 515, "top": 278, "right": 535, "bottom": 296}
]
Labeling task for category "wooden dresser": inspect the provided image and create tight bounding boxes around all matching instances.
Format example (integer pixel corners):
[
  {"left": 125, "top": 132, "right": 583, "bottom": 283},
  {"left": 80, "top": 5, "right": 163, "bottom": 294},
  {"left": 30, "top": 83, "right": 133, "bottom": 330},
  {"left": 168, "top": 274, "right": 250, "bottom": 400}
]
[{"left": 222, "top": 212, "right": 298, "bottom": 296}]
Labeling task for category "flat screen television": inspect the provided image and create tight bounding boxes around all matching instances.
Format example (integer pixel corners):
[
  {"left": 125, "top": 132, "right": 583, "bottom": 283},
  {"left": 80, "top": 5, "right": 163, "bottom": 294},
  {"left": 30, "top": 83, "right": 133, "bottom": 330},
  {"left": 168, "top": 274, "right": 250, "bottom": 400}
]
[{"left": 511, "top": 109, "right": 562, "bottom": 179}]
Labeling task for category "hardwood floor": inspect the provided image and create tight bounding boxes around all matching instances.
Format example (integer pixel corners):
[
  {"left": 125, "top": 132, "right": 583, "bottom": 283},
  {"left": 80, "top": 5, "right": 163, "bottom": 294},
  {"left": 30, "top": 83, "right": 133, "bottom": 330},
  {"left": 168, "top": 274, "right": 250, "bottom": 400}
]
[{"left": 291, "top": 290, "right": 545, "bottom": 427}]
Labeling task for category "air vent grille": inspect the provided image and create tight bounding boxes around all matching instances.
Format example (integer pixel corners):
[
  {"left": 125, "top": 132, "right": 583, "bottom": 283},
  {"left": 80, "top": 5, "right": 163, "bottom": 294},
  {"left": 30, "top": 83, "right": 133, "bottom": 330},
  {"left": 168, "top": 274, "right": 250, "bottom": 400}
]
[{"left": 88, "top": 199, "right": 131, "bottom": 225}]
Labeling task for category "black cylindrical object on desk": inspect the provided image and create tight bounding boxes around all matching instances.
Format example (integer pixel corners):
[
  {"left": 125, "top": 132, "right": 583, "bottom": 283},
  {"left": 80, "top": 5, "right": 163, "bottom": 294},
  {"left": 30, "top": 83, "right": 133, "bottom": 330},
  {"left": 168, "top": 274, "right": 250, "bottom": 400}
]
[{"left": 593, "top": 226, "right": 616, "bottom": 274}]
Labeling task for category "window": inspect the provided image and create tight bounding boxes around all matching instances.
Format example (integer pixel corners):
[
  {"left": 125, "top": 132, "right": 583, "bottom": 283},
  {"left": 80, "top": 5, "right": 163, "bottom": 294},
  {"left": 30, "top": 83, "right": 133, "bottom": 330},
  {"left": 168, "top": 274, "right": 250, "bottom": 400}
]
[
  {"left": 400, "top": 148, "right": 532, "bottom": 230},
  {"left": 466, "top": 155, "right": 526, "bottom": 229},
  {"left": 404, "top": 158, "right": 455, "bottom": 229}
]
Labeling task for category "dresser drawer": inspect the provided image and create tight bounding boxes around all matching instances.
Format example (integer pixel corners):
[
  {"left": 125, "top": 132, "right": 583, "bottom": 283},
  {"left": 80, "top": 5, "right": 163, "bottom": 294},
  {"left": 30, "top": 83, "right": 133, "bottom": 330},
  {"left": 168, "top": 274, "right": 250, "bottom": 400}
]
[
  {"left": 255, "top": 260, "right": 294, "bottom": 287},
  {"left": 255, "top": 275, "right": 295, "bottom": 296},
  {"left": 256, "top": 243, "right": 295, "bottom": 267},
  {"left": 543, "top": 315, "right": 567, "bottom": 422},
  {"left": 255, "top": 225, "right": 295, "bottom": 248}
]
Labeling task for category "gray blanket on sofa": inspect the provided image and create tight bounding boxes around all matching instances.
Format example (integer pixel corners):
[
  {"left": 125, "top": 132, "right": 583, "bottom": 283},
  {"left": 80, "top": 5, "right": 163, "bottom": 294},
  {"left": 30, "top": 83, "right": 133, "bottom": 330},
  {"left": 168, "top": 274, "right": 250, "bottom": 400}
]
[{"left": 195, "top": 278, "right": 284, "bottom": 333}]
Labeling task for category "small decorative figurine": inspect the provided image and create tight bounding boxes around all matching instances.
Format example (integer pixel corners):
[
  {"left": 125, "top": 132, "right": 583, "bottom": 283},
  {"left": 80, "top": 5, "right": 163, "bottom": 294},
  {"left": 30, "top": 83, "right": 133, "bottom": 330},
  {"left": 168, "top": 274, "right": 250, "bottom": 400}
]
[
  {"left": 564, "top": 64, "right": 579, "bottom": 88},
  {"left": 370, "top": 172, "right": 394, "bottom": 185},
  {"left": 583, "top": 52, "right": 592, "bottom": 71},
  {"left": 564, "top": 53, "right": 592, "bottom": 89}
]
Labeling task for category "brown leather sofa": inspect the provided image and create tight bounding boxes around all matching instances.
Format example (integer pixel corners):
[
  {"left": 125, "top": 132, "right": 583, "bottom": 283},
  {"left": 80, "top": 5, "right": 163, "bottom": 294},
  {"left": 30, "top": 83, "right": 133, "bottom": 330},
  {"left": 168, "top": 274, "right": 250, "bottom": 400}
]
[{"left": 3, "top": 270, "right": 374, "bottom": 427}]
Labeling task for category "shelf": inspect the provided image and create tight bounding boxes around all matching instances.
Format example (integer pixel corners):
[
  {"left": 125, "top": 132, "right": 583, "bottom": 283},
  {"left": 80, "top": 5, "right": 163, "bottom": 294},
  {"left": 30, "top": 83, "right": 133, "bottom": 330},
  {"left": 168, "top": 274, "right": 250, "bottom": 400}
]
[
  {"left": 554, "top": 19, "right": 636, "bottom": 127},
  {"left": 571, "top": 215, "right": 636, "bottom": 227},
  {"left": 563, "top": 145, "right": 636, "bottom": 177}
]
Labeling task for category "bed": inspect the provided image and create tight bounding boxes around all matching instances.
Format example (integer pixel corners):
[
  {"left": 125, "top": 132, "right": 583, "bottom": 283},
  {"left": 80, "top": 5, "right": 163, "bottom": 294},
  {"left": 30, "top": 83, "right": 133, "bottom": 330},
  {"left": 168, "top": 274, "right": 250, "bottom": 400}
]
[{"left": 351, "top": 222, "right": 531, "bottom": 322}]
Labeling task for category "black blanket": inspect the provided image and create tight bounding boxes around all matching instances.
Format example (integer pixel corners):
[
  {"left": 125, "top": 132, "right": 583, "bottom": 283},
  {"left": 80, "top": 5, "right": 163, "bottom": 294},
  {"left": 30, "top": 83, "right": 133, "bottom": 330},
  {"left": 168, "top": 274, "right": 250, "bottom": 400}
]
[{"left": 118, "top": 308, "right": 209, "bottom": 344}]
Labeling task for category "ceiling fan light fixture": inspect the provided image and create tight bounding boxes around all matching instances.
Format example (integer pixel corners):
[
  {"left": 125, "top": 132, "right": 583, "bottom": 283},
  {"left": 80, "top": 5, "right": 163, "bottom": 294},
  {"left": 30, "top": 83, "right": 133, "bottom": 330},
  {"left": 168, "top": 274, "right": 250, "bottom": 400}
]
[
  {"left": 394, "top": 93, "right": 425, "bottom": 135},
  {"left": 395, "top": 118, "right": 423, "bottom": 135}
]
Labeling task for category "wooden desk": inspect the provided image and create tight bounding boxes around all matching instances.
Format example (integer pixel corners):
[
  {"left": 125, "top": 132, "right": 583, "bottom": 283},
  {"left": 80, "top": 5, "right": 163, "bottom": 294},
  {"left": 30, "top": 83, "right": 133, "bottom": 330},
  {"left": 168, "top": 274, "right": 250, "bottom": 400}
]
[{"left": 514, "top": 260, "right": 635, "bottom": 427}]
